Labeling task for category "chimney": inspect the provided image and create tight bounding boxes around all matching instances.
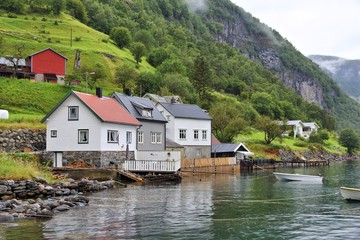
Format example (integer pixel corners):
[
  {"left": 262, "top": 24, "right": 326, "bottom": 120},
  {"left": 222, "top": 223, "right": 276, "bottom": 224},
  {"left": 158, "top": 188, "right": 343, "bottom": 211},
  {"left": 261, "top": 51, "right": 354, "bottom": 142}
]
[
  {"left": 171, "top": 96, "right": 176, "bottom": 104},
  {"left": 125, "top": 88, "right": 131, "bottom": 96},
  {"left": 96, "top": 87, "right": 102, "bottom": 98}
]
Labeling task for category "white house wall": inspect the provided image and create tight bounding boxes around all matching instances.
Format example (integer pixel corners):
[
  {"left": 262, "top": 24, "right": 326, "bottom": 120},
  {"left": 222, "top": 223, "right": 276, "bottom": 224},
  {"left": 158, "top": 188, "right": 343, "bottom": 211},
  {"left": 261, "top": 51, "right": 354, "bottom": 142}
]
[
  {"left": 100, "top": 123, "right": 138, "bottom": 151},
  {"left": 46, "top": 95, "right": 102, "bottom": 151},
  {"left": 173, "top": 118, "right": 211, "bottom": 146},
  {"left": 156, "top": 105, "right": 175, "bottom": 140}
]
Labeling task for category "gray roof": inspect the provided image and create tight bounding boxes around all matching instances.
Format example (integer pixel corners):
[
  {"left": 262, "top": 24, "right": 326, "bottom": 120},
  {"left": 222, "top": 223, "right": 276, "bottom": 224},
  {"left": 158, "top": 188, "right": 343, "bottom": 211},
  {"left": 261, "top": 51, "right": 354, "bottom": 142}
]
[
  {"left": 287, "top": 120, "right": 304, "bottom": 126},
  {"left": 303, "top": 122, "right": 320, "bottom": 128},
  {"left": 144, "top": 93, "right": 182, "bottom": 104},
  {"left": 112, "top": 93, "right": 167, "bottom": 122},
  {"left": 166, "top": 138, "right": 184, "bottom": 148},
  {"left": 0, "top": 57, "right": 27, "bottom": 67},
  {"left": 211, "top": 143, "right": 251, "bottom": 153},
  {"left": 159, "top": 102, "right": 212, "bottom": 120}
]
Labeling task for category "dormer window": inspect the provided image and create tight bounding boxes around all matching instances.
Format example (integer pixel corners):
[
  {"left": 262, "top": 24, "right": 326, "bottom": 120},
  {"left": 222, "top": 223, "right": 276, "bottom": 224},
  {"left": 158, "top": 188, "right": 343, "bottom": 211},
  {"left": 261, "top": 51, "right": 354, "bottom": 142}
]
[
  {"left": 131, "top": 101, "right": 153, "bottom": 118},
  {"left": 141, "top": 109, "right": 152, "bottom": 117}
]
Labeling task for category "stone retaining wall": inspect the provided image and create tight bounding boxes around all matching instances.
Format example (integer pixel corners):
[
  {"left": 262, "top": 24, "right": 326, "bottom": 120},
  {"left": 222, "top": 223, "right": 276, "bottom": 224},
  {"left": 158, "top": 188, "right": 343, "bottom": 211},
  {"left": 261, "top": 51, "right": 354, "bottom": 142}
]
[
  {"left": 0, "top": 178, "right": 115, "bottom": 220},
  {"left": 0, "top": 129, "right": 46, "bottom": 152},
  {"left": 0, "top": 178, "right": 114, "bottom": 200}
]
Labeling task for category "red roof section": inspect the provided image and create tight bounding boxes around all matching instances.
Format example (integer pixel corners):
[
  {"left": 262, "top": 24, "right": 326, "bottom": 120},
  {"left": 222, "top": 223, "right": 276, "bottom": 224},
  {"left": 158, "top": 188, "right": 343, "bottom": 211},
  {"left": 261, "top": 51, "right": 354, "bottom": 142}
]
[
  {"left": 74, "top": 91, "right": 141, "bottom": 126},
  {"left": 212, "top": 134, "right": 221, "bottom": 144}
]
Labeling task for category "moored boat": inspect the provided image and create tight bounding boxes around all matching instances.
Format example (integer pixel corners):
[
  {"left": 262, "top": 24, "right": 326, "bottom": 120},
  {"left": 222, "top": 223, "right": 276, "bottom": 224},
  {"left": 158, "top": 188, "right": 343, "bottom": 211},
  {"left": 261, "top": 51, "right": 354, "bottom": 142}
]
[
  {"left": 339, "top": 187, "right": 360, "bottom": 201},
  {"left": 273, "top": 172, "right": 323, "bottom": 182}
]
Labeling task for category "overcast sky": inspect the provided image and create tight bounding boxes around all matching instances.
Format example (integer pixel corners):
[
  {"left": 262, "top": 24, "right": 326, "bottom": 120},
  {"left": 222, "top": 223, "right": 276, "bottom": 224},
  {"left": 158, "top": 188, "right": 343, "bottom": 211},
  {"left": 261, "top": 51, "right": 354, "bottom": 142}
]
[{"left": 230, "top": 0, "right": 360, "bottom": 60}]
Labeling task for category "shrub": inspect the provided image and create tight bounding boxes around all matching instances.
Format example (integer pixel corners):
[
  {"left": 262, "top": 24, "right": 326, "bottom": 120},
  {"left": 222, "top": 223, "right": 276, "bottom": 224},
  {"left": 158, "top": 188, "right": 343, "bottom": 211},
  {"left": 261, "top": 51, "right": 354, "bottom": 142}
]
[
  {"left": 294, "top": 141, "right": 307, "bottom": 147},
  {"left": 42, "top": 17, "right": 47, "bottom": 21},
  {"left": 7, "top": 13, "right": 17, "bottom": 18},
  {"left": 74, "top": 37, "right": 81, "bottom": 42}
]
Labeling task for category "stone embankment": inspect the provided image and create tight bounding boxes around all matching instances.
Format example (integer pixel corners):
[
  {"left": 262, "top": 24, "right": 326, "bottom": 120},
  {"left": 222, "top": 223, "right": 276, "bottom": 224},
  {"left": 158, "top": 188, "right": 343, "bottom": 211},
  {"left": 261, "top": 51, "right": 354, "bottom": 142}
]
[
  {"left": 279, "top": 149, "right": 357, "bottom": 162},
  {"left": 0, "top": 178, "right": 115, "bottom": 221},
  {"left": 0, "top": 129, "right": 46, "bottom": 152}
]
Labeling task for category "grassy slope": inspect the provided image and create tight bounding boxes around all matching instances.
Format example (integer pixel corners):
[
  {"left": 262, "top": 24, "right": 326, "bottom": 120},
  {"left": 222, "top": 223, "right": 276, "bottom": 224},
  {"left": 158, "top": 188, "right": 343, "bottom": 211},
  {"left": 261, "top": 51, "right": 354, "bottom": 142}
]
[
  {"left": 0, "top": 13, "right": 154, "bottom": 86},
  {"left": 0, "top": 13, "right": 153, "bottom": 128}
]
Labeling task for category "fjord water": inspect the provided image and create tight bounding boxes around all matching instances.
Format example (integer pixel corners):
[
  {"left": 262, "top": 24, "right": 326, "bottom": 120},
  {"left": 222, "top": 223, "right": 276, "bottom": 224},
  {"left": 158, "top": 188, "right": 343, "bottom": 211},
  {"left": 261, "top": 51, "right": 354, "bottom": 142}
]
[{"left": 2, "top": 161, "right": 360, "bottom": 240}]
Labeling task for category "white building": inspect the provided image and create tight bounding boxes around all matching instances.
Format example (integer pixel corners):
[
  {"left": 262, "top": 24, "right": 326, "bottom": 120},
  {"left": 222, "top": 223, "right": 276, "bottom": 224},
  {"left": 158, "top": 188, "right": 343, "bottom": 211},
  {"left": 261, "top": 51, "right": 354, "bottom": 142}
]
[
  {"left": 42, "top": 89, "right": 141, "bottom": 167},
  {"left": 155, "top": 102, "right": 212, "bottom": 159}
]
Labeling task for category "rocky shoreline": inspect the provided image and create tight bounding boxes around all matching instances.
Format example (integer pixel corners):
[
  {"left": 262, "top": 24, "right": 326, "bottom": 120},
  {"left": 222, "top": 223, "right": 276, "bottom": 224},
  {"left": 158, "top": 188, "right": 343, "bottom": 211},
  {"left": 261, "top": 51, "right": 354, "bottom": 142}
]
[{"left": 0, "top": 178, "right": 115, "bottom": 221}]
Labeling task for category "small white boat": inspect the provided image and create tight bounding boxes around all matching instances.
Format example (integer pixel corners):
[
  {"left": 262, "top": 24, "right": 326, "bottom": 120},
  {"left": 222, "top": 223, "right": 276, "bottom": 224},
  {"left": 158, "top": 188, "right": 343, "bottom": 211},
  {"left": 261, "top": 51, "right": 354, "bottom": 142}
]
[
  {"left": 339, "top": 187, "right": 360, "bottom": 201},
  {"left": 273, "top": 172, "right": 323, "bottom": 182}
]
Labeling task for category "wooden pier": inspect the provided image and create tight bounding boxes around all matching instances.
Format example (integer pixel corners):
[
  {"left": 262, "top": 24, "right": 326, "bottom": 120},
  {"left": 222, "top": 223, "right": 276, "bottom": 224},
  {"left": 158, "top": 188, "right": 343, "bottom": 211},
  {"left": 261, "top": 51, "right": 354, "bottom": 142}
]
[{"left": 280, "top": 159, "right": 330, "bottom": 167}]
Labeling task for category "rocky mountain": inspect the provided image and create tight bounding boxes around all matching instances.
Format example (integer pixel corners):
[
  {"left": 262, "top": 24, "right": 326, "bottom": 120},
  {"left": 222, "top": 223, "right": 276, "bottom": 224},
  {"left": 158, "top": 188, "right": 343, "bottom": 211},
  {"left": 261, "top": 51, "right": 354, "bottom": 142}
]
[
  {"left": 207, "top": 2, "right": 333, "bottom": 109},
  {"left": 308, "top": 55, "right": 360, "bottom": 100}
]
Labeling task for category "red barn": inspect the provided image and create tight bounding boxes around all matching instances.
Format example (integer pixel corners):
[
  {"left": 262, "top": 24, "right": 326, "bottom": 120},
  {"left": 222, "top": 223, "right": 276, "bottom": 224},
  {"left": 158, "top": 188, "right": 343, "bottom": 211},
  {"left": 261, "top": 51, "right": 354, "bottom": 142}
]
[{"left": 28, "top": 48, "right": 68, "bottom": 84}]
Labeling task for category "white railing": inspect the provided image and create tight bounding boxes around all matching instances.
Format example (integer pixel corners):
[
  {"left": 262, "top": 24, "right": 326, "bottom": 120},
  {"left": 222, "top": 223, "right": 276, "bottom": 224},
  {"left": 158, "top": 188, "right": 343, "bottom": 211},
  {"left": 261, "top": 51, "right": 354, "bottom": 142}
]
[
  {"left": 123, "top": 159, "right": 181, "bottom": 172},
  {"left": 123, "top": 150, "right": 182, "bottom": 172},
  {"left": 135, "top": 150, "right": 181, "bottom": 161}
]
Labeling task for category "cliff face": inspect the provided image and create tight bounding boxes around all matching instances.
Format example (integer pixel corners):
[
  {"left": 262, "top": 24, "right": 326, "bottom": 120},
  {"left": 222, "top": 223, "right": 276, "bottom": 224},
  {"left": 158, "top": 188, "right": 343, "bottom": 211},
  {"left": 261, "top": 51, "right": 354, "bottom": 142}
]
[
  {"left": 210, "top": 5, "right": 328, "bottom": 108},
  {"left": 309, "top": 55, "right": 360, "bottom": 100}
]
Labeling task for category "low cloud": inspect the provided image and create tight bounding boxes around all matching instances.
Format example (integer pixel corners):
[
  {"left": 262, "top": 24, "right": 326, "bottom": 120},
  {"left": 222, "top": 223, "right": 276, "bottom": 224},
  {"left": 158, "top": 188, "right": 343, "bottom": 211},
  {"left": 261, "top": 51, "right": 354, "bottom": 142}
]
[{"left": 184, "top": 0, "right": 208, "bottom": 13}]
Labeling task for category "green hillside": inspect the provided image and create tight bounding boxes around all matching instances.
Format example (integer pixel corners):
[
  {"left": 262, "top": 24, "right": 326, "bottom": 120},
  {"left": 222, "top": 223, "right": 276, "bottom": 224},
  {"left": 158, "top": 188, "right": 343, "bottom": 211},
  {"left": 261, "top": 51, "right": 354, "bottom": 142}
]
[{"left": 0, "top": 13, "right": 153, "bottom": 87}]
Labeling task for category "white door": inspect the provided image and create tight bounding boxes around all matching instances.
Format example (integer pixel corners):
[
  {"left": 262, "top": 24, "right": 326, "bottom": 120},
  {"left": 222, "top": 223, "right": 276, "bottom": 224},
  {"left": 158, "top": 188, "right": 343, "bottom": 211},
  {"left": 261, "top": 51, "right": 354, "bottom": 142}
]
[{"left": 54, "top": 152, "right": 63, "bottom": 167}]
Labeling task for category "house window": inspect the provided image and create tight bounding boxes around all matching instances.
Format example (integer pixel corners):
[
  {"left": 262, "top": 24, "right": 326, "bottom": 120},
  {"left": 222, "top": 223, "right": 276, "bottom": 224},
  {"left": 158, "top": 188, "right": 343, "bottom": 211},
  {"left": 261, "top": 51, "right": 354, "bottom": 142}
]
[
  {"left": 151, "top": 132, "right": 162, "bottom": 144},
  {"left": 68, "top": 106, "right": 79, "bottom": 120},
  {"left": 138, "top": 131, "right": 144, "bottom": 144},
  {"left": 196, "top": 148, "right": 202, "bottom": 156},
  {"left": 107, "top": 130, "right": 118, "bottom": 143},
  {"left": 202, "top": 130, "right": 207, "bottom": 140},
  {"left": 51, "top": 130, "right": 57, "bottom": 138},
  {"left": 141, "top": 109, "right": 152, "bottom": 117},
  {"left": 78, "top": 129, "right": 89, "bottom": 144},
  {"left": 194, "top": 130, "right": 199, "bottom": 140},
  {"left": 179, "top": 129, "right": 187, "bottom": 140},
  {"left": 126, "top": 131, "right": 132, "bottom": 144}
]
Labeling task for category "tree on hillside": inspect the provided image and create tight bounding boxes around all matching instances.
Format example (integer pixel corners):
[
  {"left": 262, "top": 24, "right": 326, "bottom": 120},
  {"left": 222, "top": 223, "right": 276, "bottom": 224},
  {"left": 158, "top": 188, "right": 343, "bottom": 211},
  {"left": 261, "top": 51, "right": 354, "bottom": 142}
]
[
  {"left": 66, "top": 0, "right": 88, "bottom": 23},
  {"left": 130, "top": 42, "right": 146, "bottom": 64},
  {"left": 135, "top": 71, "right": 162, "bottom": 96},
  {"left": 5, "top": 43, "right": 26, "bottom": 78},
  {"left": 210, "top": 102, "right": 248, "bottom": 143},
  {"left": 148, "top": 47, "right": 170, "bottom": 67},
  {"left": 110, "top": 27, "right": 132, "bottom": 49},
  {"left": 0, "top": 0, "right": 25, "bottom": 13},
  {"left": 190, "top": 55, "right": 212, "bottom": 99},
  {"left": 50, "top": 0, "right": 65, "bottom": 15},
  {"left": 255, "top": 116, "right": 287, "bottom": 144},
  {"left": 162, "top": 73, "right": 197, "bottom": 103},
  {"left": 115, "top": 64, "right": 139, "bottom": 91},
  {"left": 339, "top": 128, "right": 360, "bottom": 156},
  {"left": 79, "top": 63, "right": 107, "bottom": 90}
]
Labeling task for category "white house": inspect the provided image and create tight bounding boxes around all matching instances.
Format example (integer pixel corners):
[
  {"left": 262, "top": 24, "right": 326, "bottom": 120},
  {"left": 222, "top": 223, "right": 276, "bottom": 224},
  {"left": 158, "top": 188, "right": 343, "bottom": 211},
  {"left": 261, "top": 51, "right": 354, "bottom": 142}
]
[
  {"left": 41, "top": 89, "right": 141, "bottom": 167},
  {"left": 155, "top": 102, "right": 212, "bottom": 159},
  {"left": 285, "top": 120, "right": 305, "bottom": 138},
  {"left": 302, "top": 122, "right": 320, "bottom": 139}
]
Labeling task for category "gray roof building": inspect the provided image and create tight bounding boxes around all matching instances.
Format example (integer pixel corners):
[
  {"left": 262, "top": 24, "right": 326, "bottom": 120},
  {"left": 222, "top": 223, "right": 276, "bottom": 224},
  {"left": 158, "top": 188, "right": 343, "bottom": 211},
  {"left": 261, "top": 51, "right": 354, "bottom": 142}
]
[
  {"left": 112, "top": 93, "right": 167, "bottom": 122},
  {"left": 158, "top": 102, "right": 212, "bottom": 120}
]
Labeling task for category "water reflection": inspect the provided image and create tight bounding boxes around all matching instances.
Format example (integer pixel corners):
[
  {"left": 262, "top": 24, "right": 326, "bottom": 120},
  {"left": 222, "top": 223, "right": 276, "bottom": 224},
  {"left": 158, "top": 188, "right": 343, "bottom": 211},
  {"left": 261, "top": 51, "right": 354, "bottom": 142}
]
[{"left": 1, "top": 161, "right": 360, "bottom": 239}]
